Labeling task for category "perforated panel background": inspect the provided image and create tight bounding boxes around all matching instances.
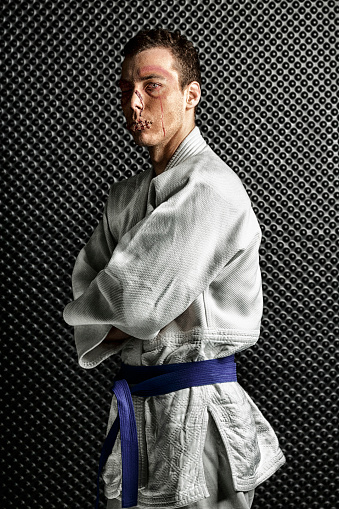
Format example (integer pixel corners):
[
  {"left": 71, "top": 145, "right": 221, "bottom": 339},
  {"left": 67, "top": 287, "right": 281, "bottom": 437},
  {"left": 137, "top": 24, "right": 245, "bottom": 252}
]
[{"left": 1, "top": 1, "right": 338, "bottom": 508}]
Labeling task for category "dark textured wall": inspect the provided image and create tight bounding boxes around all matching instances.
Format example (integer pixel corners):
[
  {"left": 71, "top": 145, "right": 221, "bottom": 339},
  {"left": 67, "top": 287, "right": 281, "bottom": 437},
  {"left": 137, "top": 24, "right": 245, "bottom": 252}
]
[{"left": 1, "top": 1, "right": 338, "bottom": 508}]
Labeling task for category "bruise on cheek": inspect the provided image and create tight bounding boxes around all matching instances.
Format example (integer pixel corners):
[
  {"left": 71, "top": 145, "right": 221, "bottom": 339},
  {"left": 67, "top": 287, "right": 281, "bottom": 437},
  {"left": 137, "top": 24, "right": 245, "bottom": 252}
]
[{"left": 135, "top": 90, "right": 144, "bottom": 116}]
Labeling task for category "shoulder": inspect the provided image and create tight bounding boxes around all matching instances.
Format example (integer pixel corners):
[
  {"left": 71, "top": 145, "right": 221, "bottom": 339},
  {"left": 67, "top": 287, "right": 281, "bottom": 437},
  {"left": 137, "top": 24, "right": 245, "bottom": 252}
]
[
  {"left": 189, "top": 148, "right": 261, "bottom": 239},
  {"left": 182, "top": 146, "right": 251, "bottom": 206}
]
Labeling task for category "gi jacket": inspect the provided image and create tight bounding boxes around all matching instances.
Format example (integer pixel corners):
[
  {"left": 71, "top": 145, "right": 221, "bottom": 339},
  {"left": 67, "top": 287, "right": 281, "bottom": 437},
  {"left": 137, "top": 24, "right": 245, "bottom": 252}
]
[{"left": 63, "top": 127, "right": 285, "bottom": 508}]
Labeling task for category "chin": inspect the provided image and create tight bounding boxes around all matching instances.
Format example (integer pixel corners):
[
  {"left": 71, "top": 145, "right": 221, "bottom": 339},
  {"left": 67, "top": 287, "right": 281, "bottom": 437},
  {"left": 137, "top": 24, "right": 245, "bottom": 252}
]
[{"left": 131, "top": 130, "right": 161, "bottom": 147}]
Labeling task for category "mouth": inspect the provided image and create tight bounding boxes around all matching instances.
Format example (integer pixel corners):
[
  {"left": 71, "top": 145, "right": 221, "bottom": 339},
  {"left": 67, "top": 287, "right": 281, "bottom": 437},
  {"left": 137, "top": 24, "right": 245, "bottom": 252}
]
[{"left": 127, "top": 119, "right": 153, "bottom": 132}]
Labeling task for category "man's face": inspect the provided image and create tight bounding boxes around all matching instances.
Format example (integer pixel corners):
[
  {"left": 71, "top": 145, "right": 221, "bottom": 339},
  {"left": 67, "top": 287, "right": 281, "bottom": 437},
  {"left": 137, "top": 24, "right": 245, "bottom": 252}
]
[{"left": 119, "top": 47, "right": 189, "bottom": 147}]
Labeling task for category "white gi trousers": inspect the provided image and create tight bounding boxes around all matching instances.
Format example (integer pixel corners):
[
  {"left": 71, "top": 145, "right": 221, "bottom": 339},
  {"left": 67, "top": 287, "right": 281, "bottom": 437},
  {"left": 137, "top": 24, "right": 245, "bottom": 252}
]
[{"left": 106, "top": 414, "right": 255, "bottom": 509}]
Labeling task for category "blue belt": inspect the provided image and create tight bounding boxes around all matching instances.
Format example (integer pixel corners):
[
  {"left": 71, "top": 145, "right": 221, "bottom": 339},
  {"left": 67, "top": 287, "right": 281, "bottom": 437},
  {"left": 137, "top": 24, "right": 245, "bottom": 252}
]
[{"left": 96, "top": 355, "right": 237, "bottom": 508}]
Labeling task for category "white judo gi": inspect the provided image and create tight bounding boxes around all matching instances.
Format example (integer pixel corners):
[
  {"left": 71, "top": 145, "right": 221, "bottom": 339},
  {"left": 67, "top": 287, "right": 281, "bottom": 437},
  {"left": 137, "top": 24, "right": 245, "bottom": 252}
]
[{"left": 63, "top": 127, "right": 285, "bottom": 508}]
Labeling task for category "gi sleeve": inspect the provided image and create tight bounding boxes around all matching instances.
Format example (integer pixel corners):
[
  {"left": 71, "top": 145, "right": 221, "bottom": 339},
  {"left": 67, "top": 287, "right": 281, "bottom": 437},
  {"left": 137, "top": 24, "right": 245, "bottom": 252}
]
[
  {"left": 63, "top": 176, "right": 258, "bottom": 343},
  {"left": 71, "top": 203, "right": 115, "bottom": 300},
  {"left": 65, "top": 201, "right": 132, "bottom": 368}
]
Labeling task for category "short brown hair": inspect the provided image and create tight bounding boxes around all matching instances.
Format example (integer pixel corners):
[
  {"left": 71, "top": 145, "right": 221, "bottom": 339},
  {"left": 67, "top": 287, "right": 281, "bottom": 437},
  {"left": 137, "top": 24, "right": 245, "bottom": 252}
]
[{"left": 123, "top": 28, "right": 201, "bottom": 90}]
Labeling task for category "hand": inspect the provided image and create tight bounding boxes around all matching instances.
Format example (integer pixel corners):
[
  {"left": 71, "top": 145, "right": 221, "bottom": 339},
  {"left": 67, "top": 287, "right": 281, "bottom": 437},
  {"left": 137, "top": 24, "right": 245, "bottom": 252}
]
[{"left": 102, "top": 326, "right": 131, "bottom": 344}]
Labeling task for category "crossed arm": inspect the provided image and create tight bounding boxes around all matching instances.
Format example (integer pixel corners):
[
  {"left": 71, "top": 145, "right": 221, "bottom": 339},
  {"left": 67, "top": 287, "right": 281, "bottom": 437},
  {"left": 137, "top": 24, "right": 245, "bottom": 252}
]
[{"left": 64, "top": 176, "right": 256, "bottom": 344}]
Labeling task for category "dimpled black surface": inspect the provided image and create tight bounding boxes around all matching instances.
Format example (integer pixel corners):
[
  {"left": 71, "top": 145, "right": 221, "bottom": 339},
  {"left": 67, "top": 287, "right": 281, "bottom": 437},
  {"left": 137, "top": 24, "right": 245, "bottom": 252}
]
[{"left": 1, "top": 1, "right": 338, "bottom": 508}]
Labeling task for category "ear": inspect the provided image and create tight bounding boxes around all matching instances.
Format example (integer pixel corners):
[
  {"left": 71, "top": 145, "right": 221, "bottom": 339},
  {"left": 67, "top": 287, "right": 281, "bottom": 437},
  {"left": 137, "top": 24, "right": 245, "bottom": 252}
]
[{"left": 185, "top": 81, "right": 201, "bottom": 110}]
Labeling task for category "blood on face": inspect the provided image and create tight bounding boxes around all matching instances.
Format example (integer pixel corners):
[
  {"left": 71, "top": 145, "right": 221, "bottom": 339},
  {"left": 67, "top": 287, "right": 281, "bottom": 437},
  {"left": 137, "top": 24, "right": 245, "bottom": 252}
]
[
  {"left": 129, "top": 88, "right": 165, "bottom": 136},
  {"left": 158, "top": 95, "right": 166, "bottom": 137},
  {"left": 134, "top": 90, "right": 144, "bottom": 117}
]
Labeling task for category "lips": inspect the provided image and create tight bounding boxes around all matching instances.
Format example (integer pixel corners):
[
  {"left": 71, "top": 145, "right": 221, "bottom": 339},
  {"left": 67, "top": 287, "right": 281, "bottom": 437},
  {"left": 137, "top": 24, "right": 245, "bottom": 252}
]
[{"left": 128, "top": 119, "right": 153, "bottom": 132}]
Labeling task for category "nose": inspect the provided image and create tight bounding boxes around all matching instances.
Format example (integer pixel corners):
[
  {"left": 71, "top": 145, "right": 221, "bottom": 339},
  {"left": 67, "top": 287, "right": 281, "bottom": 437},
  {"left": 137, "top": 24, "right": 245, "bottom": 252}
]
[{"left": 130, "top": 90, "right": 144, "bottom": 115}]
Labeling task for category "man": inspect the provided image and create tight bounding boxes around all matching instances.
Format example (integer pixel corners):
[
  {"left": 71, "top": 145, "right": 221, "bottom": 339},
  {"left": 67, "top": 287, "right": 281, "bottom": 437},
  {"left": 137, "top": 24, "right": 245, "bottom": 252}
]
[{"left": 63, "top": 29, "right": 285, "bottom": 509}]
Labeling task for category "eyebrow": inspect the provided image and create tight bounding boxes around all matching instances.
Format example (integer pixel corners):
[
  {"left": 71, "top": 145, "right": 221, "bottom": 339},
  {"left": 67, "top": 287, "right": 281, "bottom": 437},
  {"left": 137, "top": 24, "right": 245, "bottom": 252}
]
[
  {"left": 118, "top": 74, "right": 168, "bottom": 87},
  {"left": 139, "top": 65, "right": 173, "bottom": 80},
  {"left": 139, "top": 74, "right": 167, "bottom": 80}
]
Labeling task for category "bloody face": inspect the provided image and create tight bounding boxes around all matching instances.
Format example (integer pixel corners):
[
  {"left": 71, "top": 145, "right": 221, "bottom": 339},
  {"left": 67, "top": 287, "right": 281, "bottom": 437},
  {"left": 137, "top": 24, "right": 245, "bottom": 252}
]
[{"left": 119, "top": 47, "right": 188, "bottom": 148}]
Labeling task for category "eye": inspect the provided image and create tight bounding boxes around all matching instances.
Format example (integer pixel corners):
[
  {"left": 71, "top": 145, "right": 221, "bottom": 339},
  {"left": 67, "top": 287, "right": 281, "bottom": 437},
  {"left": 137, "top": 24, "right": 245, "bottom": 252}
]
[{"left": 146, "top": 83, "right": 162, "bottom": 93}]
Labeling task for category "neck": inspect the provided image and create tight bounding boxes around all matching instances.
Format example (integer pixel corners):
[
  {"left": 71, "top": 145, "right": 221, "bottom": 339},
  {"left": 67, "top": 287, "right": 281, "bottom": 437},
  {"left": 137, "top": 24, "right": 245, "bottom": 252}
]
[{"left": 149, "top": 121, "right": 196, "bottom": 176}]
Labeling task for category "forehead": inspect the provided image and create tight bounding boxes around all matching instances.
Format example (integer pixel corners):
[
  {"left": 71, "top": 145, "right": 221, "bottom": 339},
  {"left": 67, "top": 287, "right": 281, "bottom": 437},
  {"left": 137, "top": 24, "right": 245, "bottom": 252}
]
[{"left": 121, "top": 47, "right": 179, "bottom": 84}]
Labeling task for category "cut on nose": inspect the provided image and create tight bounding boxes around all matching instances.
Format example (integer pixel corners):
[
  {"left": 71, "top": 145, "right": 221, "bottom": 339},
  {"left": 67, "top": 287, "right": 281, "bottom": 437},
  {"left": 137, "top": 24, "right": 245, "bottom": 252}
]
[{"left": 133, "top": 90, "right": 144, "bottom": 116}]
